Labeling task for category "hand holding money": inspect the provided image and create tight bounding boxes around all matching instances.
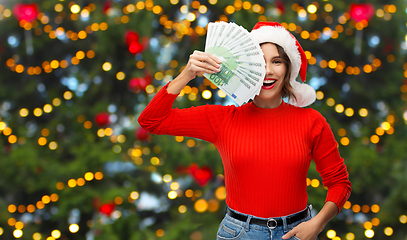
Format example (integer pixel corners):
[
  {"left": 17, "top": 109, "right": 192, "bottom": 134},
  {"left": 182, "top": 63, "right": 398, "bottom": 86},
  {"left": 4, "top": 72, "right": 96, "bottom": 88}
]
[
  {"left": 167, "top": 51, "right": 222, "bottom": 94},
  {"left": 204, "top": 22, "right": 266, "bottom": 105},
  {"left": 184, "top": 50, "right": 222, "bottom": 81}
]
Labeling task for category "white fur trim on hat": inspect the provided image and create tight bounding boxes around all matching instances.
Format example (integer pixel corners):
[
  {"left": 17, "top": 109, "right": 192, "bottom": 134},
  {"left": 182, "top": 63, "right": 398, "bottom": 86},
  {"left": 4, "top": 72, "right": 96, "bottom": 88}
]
[{"left": 250, "top": 25, "right": 301, "bottom": 84}]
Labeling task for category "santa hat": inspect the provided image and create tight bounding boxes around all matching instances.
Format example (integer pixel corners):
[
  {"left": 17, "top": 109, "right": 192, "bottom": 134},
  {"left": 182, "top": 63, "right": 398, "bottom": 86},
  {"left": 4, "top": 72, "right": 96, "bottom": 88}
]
[{"left": 250, "top": 22, "right": 316, "bottom": 107}]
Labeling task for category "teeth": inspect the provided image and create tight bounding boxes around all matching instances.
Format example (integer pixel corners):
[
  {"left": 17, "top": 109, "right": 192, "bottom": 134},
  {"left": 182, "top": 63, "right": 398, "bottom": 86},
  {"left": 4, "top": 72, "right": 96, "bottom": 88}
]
[{"left": 264, "top": 80, "right": 276, "bottom": 84}]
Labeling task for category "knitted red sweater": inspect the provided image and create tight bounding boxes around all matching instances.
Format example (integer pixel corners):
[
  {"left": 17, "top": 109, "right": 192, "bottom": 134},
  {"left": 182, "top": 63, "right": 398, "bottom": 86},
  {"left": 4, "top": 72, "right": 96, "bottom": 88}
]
[{"left": 138, "top": 84, "right": 351, "bottom": 218}]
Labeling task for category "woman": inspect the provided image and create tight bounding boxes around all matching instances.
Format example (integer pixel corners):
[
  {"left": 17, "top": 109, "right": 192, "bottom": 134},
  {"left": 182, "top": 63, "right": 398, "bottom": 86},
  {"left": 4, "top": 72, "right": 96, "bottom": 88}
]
[{"left": 138, "top": 22, "right": 351, "bottom": 240}]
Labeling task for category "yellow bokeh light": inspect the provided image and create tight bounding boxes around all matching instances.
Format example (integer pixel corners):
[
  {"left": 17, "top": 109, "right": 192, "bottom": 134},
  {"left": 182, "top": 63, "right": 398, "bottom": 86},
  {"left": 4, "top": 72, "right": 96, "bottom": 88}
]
[
  {"left": 8, "top": 135, "right": 17, "bottom": 144},
  {"left": 42, "top": 195, "right": 51, "bottom": 204},
  {"left": 150, "top": 157, "right": 160, "bottom": 165},
  {"left": 146, "top": 85, "right": 155, "bottom": 94},
  {"left": 345, "top": 232, "right": 355, "bottom": 240},
  {"left": 53, "top": 98, "right": 61, "bottom": 106},
  {"left": 352, "top": 204, "right": 361, "bottom": 213},
  {"left": 51, "top": 230, "right": 61, "bottom": 238},
  {"left": 3, "top": 126, "right": 11, "bottom": 135},
  {"left": 70, "top": 4, "right": 80, "bottom": 14},
  {"left": 371, "top": 218, "right": 380, "bottom": 226},
  {"left": 187, "top": 139, "right": 195, "bottom": 147},
  {"left": 399, "top": 215, "right": 407, "bottom": 223},
  {"left": 130, "top": 191, "right": 139, "bottom": 200},
  {"left": 102, "top": 62, "right": 112, "bottom": 71},
  {"left": 38, "top": 137, "right": 47, "bottom": 146},
  {"left": 77, "top": 178, "right": 85, "bottom": 186},
  {"left": 340, "top": 137, "right": 350, "bottom": 146},
  {"left": 202, "top": 90, "right": 212, "bottom": 99},
  {"left": 364, "top": 221, "right": 373, "bottom": 229},
  {"left": 95, "top": 172, "right": 104, "bottom": 180},
  {"left": 381, "top": 121, "right": 391, "bottom": 130},
  {"left": 384, "top": 227, "right": 393, "bottom": 236},
  {"left": 170, "top": 182, "right": 180, "bottom": 190},
  {"left": 326, "top": 229, "right": 336, "bottom": 238},
  {"left": 178, "top": 205, "right": 187, "bottom": 213},
  {"left": 365, "top": 229, "right": 374, "bottom": 238},
  {"left": 168, "top": 191, "right": 177, "bottom": 199},
  {"left": 36, "top": 201, "right": 45, "bottom": 209},
  {"left": 84, "top": 172, "right": 94, "bottom": 181},
  {"left": 194, "top": 199, "right": 208, "bottom": 212},
  {"left": 185, "top": 189, "right": 194, "bottom": 198},
  {"left": 43, "top": 104, "right": 53, "bottom": 113},
  {"left": 63, "top": 91, "right": 73, "bottom": 100},
  {"left": 8, "top": 204, "right": 17, "bottom": 213},
  {"left": 50, "top": 193, "right": 59, "bottom": 202},
  {"left": 311, "top": 179, "right": 320, "bottom": 188},
  {"left": 55, "top": 4, "right": 63, "bottom": 12},
  {"left": 20, "top": 108, "right": 29, "bottom": 117},
  {"left": 326, "top": 98, "right": 335, "bottom": 106},
  {"left": 316, "top": 91, "right": 324, "bottom": 100},
  {"left": 49, "top": 141, "right": 58, "bottom": 150},
  {"left": 34, "top": 108, "right": 43, "bottom": 117},
  {"left": 69, "top": 224, "right": 79, "bottom": 233},
  {"left": 156, "top": 229, "right": 164, "bottom": 238},
  {"left": 68, "top": 179, "right": 77, "bottom": 188},
  {"left": 345, "top": 108, "right": 354, "bottom": 117},
  {"left": 33, "top": 233, "right": 42, "bottom": 240},
  {"left": 371, "top": 204, "right": 380, "bottom": 213},
  {"left": 335, "top": 104, "right": 344, "bottom": 113},
  {"left": 13, "top": 229, "right": 23, "bottom": 238},
  {"left": 370, "top": 135, "right": 380, "bottom": 144},
  {"left": 116, "top": 72, "right": 125, "bottom": 80},
  {"left": 215, "top": 186, "right": 226, "bottom": 200},
  {"left": 163, "top": 174, "right": 172, "bottom": 183},
  {"left": 56, "top": 182, "right": 64, "bottom": 190},
  {"left": 307, "top": 4, "right": 317, "bottom": 14},
  {"left": 324, "top": 4, "right": 333, "bottom": 12},
  {"left": 359, "top": 108, "right": 368, "bottom": 117},
  {"left": 301, "top": 30, "right": 311, "bottom": 39}
]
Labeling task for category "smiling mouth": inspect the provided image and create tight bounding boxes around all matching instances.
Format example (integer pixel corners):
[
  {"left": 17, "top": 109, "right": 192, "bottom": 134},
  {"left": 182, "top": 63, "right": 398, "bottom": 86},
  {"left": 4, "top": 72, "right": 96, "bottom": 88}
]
[{"left": 263, "top": 79, "right": 276, "bottom": 87}]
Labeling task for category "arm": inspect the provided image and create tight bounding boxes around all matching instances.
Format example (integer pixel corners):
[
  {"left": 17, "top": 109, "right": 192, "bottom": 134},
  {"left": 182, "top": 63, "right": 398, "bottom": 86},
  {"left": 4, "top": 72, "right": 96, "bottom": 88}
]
[
  {"left": 283, "top": 112, "right": 351, "bottom": 240},
  {"left": 137, "top": 51, "right": 223, "bottom": 141}
]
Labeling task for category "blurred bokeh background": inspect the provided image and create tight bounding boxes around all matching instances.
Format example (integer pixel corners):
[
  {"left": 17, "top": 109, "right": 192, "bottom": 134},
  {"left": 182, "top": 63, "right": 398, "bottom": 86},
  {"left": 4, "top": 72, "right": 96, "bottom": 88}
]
[{"left": 1, "top": 0, "right": 407, "bottom": 239}]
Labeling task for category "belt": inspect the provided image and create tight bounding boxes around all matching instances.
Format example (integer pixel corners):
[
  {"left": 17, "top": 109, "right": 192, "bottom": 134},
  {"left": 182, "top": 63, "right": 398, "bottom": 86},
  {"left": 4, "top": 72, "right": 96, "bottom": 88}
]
[{"left": 226, "top": 206, "right": 310, "bottom": 229}]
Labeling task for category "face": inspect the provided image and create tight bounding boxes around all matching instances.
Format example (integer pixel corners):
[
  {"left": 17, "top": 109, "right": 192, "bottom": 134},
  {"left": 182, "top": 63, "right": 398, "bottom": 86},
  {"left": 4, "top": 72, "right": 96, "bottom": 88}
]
[{"left": 253, "top": 43, "right": 287, "bottom": 108}]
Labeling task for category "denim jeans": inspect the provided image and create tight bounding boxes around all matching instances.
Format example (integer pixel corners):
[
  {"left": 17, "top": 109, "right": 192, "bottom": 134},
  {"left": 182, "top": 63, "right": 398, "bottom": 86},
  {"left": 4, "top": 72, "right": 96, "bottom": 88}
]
[{"left": 216, "top": 206, "right": 313, "bottom": 240}]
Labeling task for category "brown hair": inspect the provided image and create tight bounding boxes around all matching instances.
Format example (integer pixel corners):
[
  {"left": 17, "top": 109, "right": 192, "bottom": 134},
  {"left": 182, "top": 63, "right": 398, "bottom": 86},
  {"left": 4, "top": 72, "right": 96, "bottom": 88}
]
[
  {"left": 275, "top": 44, "right": 298, "bottom": 103},
  {"left": 261, "top": 43, "right": 297, "bottom": 102}
]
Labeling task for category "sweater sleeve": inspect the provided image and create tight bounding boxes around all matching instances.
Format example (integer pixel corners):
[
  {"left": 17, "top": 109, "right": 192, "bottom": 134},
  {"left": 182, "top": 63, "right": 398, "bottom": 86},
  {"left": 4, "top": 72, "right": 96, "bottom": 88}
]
[
  {"left": 309, "top": 111, "right": 352, "bottom": 213},
  {"left": 137, "top": 83, "right": 233, "bottom": 143}
]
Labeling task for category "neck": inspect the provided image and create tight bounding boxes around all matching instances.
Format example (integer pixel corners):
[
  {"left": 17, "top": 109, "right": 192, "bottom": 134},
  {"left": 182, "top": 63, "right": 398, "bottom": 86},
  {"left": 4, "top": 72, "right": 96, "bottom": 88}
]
[{"left": 252, "top": 97, "right": 283, "bottom": 109}]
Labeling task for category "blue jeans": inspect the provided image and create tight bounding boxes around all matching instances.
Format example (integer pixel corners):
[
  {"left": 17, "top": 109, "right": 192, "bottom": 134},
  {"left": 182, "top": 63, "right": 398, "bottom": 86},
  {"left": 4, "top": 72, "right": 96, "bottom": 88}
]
[{"left": 216, "top": 206, "right": 313, "bottom": 240}]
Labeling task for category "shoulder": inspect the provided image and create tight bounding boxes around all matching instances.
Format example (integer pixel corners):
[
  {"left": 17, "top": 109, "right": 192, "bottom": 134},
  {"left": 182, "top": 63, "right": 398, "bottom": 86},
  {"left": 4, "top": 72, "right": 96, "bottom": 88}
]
[{"left": 285, "top": 104, "right": 329, "bottom": 128}]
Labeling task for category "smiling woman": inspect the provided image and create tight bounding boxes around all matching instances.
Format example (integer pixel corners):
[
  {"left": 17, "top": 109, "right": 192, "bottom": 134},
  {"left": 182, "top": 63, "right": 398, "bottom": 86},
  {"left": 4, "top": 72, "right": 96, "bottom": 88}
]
[{"left": 138, "top": 21, "right": 351, "bottom": 240}]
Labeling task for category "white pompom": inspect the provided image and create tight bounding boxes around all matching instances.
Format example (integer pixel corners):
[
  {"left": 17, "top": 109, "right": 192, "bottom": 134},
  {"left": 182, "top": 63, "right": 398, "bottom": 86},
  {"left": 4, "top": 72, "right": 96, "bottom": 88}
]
[{"left": 290, "top": 81, "right": 316, "bottom": 107}]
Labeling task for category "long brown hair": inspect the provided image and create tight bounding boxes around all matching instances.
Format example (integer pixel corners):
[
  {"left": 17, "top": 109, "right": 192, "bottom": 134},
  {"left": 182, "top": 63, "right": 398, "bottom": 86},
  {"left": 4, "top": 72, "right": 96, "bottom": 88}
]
[{"left": 262, "top": 43, "right": 297, "bottom": 102}]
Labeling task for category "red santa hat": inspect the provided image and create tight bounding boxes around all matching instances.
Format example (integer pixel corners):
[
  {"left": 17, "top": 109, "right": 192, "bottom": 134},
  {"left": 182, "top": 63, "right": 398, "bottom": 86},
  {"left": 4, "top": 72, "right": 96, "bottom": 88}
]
[{"left": 250, "top": 22, "right": 316, "bottom": 107}]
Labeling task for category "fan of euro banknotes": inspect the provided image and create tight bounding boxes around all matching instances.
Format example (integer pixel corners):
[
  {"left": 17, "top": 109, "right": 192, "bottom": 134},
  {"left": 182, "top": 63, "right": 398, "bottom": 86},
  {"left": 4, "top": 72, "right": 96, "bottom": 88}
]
[{"left": 204, "top": 21, "right": 266, "bottom": 105}]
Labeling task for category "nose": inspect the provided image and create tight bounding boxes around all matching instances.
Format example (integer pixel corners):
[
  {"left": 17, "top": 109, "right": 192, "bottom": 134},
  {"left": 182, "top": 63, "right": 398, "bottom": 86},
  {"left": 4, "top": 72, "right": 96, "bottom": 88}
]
[{"left": 265, "top": 64, "right": 274, "bottom": 75}]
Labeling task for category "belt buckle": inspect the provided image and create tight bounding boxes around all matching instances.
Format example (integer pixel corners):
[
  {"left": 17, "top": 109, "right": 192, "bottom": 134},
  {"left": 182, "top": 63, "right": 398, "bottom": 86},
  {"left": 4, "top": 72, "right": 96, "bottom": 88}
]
[{"left": 267, "top": 218, "right": 277, "bottom": 229}]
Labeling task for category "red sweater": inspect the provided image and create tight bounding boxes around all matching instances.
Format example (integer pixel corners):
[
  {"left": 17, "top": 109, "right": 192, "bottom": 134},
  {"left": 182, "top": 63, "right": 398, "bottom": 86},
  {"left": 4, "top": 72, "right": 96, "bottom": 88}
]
[{"left": 138, "top": 84, "right": 351, "bottom": 218}]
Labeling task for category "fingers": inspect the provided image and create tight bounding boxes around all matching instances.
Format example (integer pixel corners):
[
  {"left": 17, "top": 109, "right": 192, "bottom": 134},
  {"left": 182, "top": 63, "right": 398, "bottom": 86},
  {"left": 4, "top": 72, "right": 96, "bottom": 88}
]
[
  {"left": 189, "top": 51, "right": 222, "bottom": 74},
  {"left": 282, "top": 229, "right": 296, "bottom": 239}
]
